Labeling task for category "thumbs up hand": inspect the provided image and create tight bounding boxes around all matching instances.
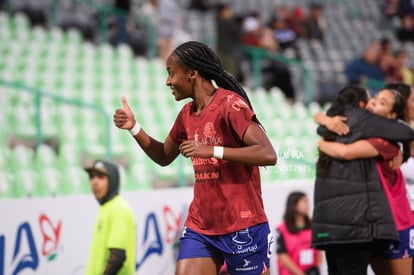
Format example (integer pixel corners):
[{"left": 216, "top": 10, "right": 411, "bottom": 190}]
[{"left": 113, "top": 96, "right": 136, "bottom": 130}]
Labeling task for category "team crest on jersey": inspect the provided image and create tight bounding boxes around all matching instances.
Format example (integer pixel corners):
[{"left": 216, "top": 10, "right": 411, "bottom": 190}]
[{"left": 203, "top": 122, "right": 216, "bottom": 137}]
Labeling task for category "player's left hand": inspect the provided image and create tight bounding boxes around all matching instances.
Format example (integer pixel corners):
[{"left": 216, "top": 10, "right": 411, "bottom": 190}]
[{"left": 179, "top": 140, "right": 212, "bottom": 158}]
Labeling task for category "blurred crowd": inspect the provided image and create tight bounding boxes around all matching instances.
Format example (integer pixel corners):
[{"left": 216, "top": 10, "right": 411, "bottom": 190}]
[
  {"left": 3, "top": 0, "right": 414, "bottom": 103},
  {"left": 345, "top": 0, "right": 414, "bottom": 94}
]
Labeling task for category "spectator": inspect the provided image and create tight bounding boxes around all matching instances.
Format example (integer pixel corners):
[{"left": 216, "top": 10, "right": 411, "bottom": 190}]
[
  {"left": 380, "top": 51, "right": 403, "bottom": 84},
  {"left": 302, "top": 3, "right": 326, "bottom": 42},
  {"left": 141, "top": 0, "right": 159, "bottom": 29},
  {"left": 398, "top": 0, "right": 414, "bottom": 17},
  {"left": 112, "top": 0, "right": 131, "bottom": 46},
  {"left": 216, "top": 3, "right": 243, "bottom": 80},
  {"left": 188, "top": 0, "right": 215, "bottom": 12},
  {"left": 380, "top": 0, "right": 402, "bottom": 27},
  {"left": 241, "top": 14, "right": 296, "bottom": 102},
  {"left": 393, "top": 49, "right": 414, "bottom": 85},
  {"left": 268, "top": 5, "right": 306, "bottom": 38},
  {"left": 344, "top": 40, "right": 385, "bottom": 90},
  {"left": 396, "top": 14, "right": 414, "bottom": 43},
  {"left": 269, "top": 16, "right": 300, "bottom": 59},
  {"left": 157, "top": 0, "right": 182, "bottom": 61},
  {"left": 276, "top": 191, "right": 323, "bottom": 275},
  {"left": 84, "top": 160, "right": 136, "bottom": 275}
]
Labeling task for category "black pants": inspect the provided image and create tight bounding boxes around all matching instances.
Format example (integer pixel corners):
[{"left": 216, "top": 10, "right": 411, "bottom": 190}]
[
  {"left": 262, "top": 60, "right": 295, "bottom": 100},
  {"left": 325, "top": 243, "right": 372, "bottom": 275}
]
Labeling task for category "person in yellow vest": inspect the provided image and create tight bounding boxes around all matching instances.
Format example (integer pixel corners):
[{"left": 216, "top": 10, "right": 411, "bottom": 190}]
[{"left": 85, "top": 160, "right": 136, "bottom": 275}]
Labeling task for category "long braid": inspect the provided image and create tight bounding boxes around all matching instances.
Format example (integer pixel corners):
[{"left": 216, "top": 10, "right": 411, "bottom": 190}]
[{"left": 173, "top": 41, "right": 254, "bottom": 112}]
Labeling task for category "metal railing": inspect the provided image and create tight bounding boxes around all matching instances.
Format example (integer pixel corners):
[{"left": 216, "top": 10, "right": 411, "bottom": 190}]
[
  {"left": 0, "top": 78, "right": 113, "bottom": 159},
  {"left": 242, "top": 46, "right": 314, "bottom": 105}
]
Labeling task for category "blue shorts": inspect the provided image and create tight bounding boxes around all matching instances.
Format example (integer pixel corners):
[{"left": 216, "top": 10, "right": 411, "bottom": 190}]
[
  {"left": 382, "top": 225, "right": 414, "bottom": 259},
  {"left": 177, "top": 222, "right": 273, "bottom": 275}
]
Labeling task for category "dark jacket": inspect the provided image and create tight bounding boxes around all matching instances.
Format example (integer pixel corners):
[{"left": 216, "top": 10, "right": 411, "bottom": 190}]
[{"left": 312, "top": 105, "right": 414, "bottom": 248}]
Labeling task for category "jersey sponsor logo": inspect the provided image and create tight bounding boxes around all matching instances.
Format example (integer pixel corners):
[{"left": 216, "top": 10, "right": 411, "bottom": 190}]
[
  {"left": 191, "top": 157, "right": 219, "bottom": 166},
  {"left": 194, "top": 170, "right": 220, "bottom": 181},
  {"left": 240, "top": 211, "right": 252, "bottom": 218},
  {"left": 235, "top": 259, "right": 258, "bottom": 272},
  {"left": 194, "top": 126, "right": 223, "bottom": 146}
]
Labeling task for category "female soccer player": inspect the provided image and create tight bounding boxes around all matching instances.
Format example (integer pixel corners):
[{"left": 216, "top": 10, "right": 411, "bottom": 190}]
[{"left": 113, "top": 41, "right": 277, "bottom": 275}]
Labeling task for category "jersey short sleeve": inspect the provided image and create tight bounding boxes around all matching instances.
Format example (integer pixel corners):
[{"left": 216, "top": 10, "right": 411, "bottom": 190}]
[
  {"left": 367, "top": 137, "right": 399, "bottom": 161},
  {"left": 169, "top": 103, "right": 190, "bottom": 146},
  {"left": 222, "top": 93, "right": 256, "bottom": 142}
]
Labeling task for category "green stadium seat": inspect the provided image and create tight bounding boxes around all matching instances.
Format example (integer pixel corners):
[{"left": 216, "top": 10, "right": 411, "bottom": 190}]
[
  {"left": 40, "top": 167, "right": 67, "bottom": 196},
  {"left": 14, "top": 168, "right": 41, "bottom": 198},
  {"left": 128, "top": 162, "right": 154, "bottom": 190},
  {"left": 64, "top": 166, "right": 90, "bottom": 195},
  {"left": 35, "top": 144, "right": 58, "bottom": 169},
  {"left": 58, "top": 143, "right": 82, "bottom": 168},
  {"left": 0, "top": 171, "right": 15, "bottom": 198},
  {"left": 11, "top": 145, "right": 35, "bottom": 171}
]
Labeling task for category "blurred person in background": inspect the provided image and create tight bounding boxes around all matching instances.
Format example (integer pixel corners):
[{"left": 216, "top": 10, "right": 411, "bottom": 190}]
[
  {"left": 394, "top": 49, "right": 414, "bottom": 86},
  {"left": 112, "top": 0, "right": 131, "bottom": 46},
  {"left": 268, "top": 5, "right": 306, "bottom": 39},
  {"left": 396, "top": 14, "right": 414, "bottom": 43},
  {"left": 241, "top": 12, "right": 296, "bottom": 102},
  {"left": 276, "top": 191, "right": 323, "bottom": 275},
  {"left": 268, "top": 16, "right": 300, "bottom": 59},
  {"left": 302, "top": 3, "right": 326, "bottom": 43},
  {"left": 216, "top": 3, "right": 243, "bottom": 80},
  {"left": 157, "top": 0, "right": 182, "bottom": 61},
  {"left": 344, "top": 40, "right": 385, "bottom": 91},
  {"left": 380, "top": 0, "right": 401, "bottom": 27},
  {"left": 398, "top": 0, "right": 414, "bottom": 17},
  {"left": 85, "top": 160, "right": 136, "bottom": 275},
  {"left": 141, "top": 0, "right": 159, "bottom": 30}
]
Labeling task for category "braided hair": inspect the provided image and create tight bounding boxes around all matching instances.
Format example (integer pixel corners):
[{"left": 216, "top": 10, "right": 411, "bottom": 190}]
[{"left": 173, "top": 41, "right": 254, "bottom": 111}]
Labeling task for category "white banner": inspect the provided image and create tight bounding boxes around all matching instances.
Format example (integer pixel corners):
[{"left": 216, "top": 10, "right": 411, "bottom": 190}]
[{"left": 1, "top": 180, "right": 358, "bottom": 275}]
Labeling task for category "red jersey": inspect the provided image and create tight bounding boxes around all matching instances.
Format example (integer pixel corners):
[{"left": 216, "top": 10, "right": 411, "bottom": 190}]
[
  {"left": 169, "top": 88, "right": 268, "bottom": 235},
  {"left": 368, "top": 138, "right": 414, "bottom": 231},
  {"left": 368, "top": 138, "right": 398, "bottom": 185}
]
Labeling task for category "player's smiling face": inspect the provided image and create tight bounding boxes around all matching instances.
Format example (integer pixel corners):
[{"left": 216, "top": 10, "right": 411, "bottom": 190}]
[{"left": 165, "top": 54, "right": 193, "bottom": 101}]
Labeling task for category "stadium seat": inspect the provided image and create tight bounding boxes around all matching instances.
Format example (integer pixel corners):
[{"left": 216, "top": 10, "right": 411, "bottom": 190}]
[
  {"left": 0, "top": 171, "right": 15, "bottom": 198},
  {"left": 35, "top": 143, "right": 58, "bottom": 169},
  {"left": 64, "top": 166, "right": 90, "bottom": 195}
]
